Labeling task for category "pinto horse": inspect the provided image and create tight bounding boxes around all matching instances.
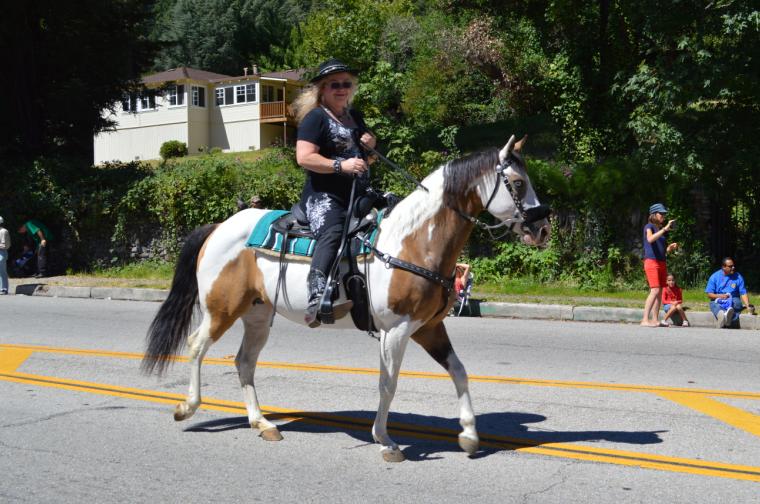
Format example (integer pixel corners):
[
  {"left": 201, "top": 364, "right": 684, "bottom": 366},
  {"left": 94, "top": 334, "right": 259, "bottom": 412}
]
[{"left": 142, "top": 134, "right": 550, "bottom": 462}]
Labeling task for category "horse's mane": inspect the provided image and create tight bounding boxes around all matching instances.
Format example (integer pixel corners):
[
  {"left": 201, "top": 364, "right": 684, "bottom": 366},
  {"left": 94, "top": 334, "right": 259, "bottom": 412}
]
[
  {"left": 379, "top": 147, "right": 501, "bottom": 241},
  {"left": 442, "top": 147, "right": 500, "bottom": 209}
]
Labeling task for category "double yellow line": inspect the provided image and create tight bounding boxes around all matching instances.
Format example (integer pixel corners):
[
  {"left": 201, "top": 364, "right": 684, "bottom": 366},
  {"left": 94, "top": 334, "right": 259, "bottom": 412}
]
[{"left": 1, "top": 343, "right": 760, "bottom": 482}]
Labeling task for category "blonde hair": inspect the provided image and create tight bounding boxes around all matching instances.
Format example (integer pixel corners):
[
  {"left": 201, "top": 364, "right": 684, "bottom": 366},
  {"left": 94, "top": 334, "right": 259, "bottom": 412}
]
[{"left": 292, "top": 75, "right": 359, "bottom": 124}]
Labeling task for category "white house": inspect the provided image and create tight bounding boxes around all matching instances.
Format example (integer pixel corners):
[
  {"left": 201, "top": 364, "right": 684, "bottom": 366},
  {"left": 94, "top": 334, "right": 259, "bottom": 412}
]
[{"left": 94, "top": 66, "right": 306, "bottom": 164}]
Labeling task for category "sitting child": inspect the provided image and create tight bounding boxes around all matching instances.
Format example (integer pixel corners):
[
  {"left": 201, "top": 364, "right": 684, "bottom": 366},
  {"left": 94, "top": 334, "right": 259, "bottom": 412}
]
[
  {"left": 454, "top": 263, "right": 471, "bottom": 298},
  {"left": 662, "top": 273, "right": 690, "bottom": 327},
  {"left": 13, "top": 244, "right": 35, "bottom": 276}
]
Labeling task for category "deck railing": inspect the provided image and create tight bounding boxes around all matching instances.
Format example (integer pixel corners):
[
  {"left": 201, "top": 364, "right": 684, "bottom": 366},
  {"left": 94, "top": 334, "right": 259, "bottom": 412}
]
[{"left": 260, "top": 101, "right": 286, "bottom": 119}]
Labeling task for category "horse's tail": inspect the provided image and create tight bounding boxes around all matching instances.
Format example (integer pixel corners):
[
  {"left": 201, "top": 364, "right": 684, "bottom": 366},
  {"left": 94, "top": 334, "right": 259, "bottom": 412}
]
[{"left": 141, "top": 223, "right": 218, "bottom": 375}]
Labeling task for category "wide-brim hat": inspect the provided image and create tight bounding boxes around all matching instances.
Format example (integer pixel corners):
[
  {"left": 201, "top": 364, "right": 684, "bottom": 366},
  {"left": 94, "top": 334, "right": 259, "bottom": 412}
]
[
  {"left": 649, "top": 203, "right": 668, "bottom": 214},
  {"left": 310, "top": 58, "right": 356, "bottom": 84}
]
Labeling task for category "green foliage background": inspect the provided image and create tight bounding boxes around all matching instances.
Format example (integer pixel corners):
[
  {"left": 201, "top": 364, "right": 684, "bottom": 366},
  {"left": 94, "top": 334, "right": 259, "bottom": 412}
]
[{"left": 2, "top": 0, "right": 758, "bottom": 287}]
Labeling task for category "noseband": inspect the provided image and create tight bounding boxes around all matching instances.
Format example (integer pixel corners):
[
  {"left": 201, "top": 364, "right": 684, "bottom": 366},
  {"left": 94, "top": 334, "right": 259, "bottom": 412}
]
[{"left": 453, "top": 157, "right": 550, "bottom": 239}]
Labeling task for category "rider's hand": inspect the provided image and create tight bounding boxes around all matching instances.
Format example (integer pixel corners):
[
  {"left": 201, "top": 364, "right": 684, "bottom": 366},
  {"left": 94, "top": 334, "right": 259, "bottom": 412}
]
[
  {"left": 360, "top": 133, "right": 376, "bottom": 150},
  {"left": 340, "top": 157, "right": 367, "bottom": 175},
  {"left": 664, "top": 219, "right": 676, "bottom": 231}
]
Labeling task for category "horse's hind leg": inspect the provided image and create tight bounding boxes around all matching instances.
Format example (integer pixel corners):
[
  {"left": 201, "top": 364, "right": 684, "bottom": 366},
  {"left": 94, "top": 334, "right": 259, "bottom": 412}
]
[
  {"left": 174, "top": 314, "right": 214, "bottom": 421},
  {"left": 236, "top": 303, "right": 282, "bottom": 441},
  {"left": 411, "top": 321, "right": 479, "bottom": 455},
  {"left": 175, "top": 297, "right": 246, "bottom": 421}
]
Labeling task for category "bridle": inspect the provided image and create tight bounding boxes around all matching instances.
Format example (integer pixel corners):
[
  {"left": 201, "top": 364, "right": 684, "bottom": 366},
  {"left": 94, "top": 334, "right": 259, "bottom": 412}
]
[{"left": 452, "top": 156, "right": 550, "bottom": 240}]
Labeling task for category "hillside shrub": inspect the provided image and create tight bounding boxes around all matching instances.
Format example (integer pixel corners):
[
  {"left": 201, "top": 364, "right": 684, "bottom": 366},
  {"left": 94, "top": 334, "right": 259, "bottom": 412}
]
[
  {"left": 113, "top": 147, "right": 303, "bottom": 255},
  {"left": 160, "top": 140, "right": 188, "bottom": 160}
]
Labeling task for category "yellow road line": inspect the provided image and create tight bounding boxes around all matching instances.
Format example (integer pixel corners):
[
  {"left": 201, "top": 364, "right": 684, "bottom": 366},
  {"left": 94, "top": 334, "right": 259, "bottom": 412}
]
[
  {"left": 2, "top": 369, "right": 760, "bottom": 482},
  {"left": 657, "top": 392, "right": 760, "bottom": 439},
  {"left": 2, "top": 343, "right": 760, "bottom": 400},
  {"left": 0, "top": 348, "right": 35, "bottom": 373}
]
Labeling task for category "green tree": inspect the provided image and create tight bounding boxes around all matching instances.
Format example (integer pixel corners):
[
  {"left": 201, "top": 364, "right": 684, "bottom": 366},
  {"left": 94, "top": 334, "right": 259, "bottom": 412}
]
[
  {"left": 152, "top": 0, "right": 310, "bottom": 74},
  {"left": 0, "top": 0, "right": 159, "bottom": 157}
]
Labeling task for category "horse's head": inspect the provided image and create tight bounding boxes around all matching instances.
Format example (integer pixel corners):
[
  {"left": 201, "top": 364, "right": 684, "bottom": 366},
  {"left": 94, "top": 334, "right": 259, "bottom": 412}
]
[{"left": 479, "top": 135, "right": 551, "bottom": 246}]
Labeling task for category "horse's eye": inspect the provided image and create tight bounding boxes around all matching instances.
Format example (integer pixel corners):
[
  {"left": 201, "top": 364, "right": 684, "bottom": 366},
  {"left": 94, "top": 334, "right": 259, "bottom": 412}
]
[{"left": 514, "top": 180, "right": 523, "bottom": 188}]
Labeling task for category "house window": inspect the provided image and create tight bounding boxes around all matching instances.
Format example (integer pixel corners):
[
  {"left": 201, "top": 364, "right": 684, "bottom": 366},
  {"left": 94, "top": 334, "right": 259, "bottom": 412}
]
[
  {"left": 215, "top": 84, "right": 256, "bottom": 106},
  {"left": 261, "top": 85, "right": 282, "bottom": 102},
  {"left": 261, "top": 85, "right": 274, "bottom": 102},
  {"left": 140, "top": 93, "right": 156, "bottom": 111},
  {"left": 168, "top": 85, "right": 185, "bottom": 106},
  {"left": 192, "top": 86, "right": 205, "bottom": 107},
  {"left": 121, "top": 95, "right": 134, "bottom": 113}
]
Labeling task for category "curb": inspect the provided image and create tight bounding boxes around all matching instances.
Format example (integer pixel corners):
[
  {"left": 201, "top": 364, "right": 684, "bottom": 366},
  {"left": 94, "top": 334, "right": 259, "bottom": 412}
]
[
  {"left": 7, "top": 284, "right": 759, "bottom": 330},
  {"left": 475, "top": 301, "right": 759, "bottom": 330}
]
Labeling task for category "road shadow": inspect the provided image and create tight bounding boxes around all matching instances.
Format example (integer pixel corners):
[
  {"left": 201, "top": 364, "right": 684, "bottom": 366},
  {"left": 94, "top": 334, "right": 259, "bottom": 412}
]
[{"left": 185, "top": 409, "right": 664, "bottom": 461}]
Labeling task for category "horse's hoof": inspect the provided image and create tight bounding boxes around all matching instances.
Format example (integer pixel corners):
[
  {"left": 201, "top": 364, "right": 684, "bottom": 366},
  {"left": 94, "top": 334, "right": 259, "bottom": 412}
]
[
  {"left": 458, "top": 433, "right": 479, "bottom": 455},
  {"left": 173, "top": 402, "right": 194, "bottom": 421},
  {"left": 260, "top": 427, "right": 284, "bottom": 441},
  {"left": 381, "top": 449, "right": 405, "bottom": 463}
]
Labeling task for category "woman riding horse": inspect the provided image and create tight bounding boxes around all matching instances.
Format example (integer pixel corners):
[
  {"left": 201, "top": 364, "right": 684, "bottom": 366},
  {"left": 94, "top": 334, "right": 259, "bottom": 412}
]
[
  {"left": 142, "top": 133, "right": 551, "bottom": 463},
  {"left": 292, "top": 58, "right": 377, "bottom": 326}
]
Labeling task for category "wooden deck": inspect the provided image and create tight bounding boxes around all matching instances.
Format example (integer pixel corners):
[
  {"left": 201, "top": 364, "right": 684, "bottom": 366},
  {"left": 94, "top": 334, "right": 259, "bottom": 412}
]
[{"left": 260, "top": 101, "right": 296, "bottom": 124}]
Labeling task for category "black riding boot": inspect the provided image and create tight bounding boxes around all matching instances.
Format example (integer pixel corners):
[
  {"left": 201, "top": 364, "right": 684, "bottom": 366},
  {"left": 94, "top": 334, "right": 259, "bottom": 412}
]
[{"left": 305, "top": 269, "right": 327, "bottom": 328}]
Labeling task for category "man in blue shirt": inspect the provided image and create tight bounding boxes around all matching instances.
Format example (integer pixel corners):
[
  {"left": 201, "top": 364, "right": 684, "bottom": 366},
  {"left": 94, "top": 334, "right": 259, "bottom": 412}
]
[{"left": 705, "top": 257, "right": 753, "bottom": 328}]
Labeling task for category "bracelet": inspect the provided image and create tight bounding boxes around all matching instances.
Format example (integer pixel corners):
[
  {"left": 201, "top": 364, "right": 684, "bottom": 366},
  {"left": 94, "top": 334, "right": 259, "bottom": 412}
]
[{"left": 333, "top": 159, "right": 342, "bottom": 174}]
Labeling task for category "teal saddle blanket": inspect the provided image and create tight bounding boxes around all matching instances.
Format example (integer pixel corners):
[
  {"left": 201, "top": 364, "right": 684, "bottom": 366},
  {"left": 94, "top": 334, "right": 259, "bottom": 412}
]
[{"left": 245, "top": 209, "right": 383, "bottom": 257}]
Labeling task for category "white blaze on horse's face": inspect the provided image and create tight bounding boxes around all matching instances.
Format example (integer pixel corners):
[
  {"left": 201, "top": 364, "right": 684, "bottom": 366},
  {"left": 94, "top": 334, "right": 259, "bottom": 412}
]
[{"left": 479, "top": 134, "right": 550, "bottom": 246}]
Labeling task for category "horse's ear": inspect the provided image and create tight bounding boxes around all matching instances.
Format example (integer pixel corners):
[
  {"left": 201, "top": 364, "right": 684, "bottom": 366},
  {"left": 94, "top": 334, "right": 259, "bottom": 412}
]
[
  {"left": 500, "top": 135, "right": 517, "bottom": 162},
  {"left": 514, "top": 134, "right": 528, "bottom": 153}
]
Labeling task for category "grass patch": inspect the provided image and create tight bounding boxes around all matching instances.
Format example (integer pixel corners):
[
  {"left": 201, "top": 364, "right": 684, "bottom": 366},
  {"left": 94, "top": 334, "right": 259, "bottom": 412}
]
[
  {"left": 87, "top": 259, "right": 175, "bottom": 280},
  {"left": 66, "top": 260, "right": 174, "bottom": 288}
]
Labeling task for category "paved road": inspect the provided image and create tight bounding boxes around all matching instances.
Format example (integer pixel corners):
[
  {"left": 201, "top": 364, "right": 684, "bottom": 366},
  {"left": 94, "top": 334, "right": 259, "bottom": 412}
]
[{"left": 1, "top": 296, "right": 759, "bottom": 502}]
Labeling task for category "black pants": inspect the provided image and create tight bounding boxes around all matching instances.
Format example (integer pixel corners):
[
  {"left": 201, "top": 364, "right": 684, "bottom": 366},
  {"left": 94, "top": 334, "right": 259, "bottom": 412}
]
[
  {"left": 37, "top": 244, "right": 48, "bottom": 276},
  {"left": 304, "top": 193, "right": 348, "bottom": 275}
]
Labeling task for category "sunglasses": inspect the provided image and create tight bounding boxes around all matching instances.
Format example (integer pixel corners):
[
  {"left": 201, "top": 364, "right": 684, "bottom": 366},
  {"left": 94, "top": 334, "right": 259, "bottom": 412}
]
[{"left": 328, "top": 81, "right": 353, "bottom": 90}]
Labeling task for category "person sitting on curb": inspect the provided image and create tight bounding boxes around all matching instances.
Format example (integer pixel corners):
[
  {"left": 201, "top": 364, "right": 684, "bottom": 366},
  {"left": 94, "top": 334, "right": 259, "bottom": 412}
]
[
  {"left": 705, "top": 257, "right": 754, "bottom": 328},
  {"left": 0, "top": 216, "right": 9, "bottom": 295},
  {"left": 662, "top": 273, "right": 689, "bottom": 327},
  {"left": 454, "top": 263, "right": 471, "bottom": 299}
]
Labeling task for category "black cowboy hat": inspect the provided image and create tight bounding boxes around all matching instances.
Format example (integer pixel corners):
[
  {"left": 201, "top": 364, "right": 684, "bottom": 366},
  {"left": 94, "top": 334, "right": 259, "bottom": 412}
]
[{"left": 310, "top": 58, "right": 356, "bottom": 84}]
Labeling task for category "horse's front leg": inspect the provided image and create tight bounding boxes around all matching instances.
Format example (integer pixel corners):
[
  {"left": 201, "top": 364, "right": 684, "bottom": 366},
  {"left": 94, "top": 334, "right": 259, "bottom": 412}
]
[
  {"left": 411, "top": 321, "right": 479, "bottom": 455},
  {"left": 372, "top": 323, "right": 413, "bottom": 462}
]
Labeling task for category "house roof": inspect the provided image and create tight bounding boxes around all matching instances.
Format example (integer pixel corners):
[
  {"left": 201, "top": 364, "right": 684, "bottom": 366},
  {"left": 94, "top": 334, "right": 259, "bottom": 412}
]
[
  {"left": 141, "top": 67, "right": 233, "bottom": 85},
  {"left": 212, "top": 69, "right": 308, "bottom": 85},
  {"left": 142, "top": 66, "right": 308, "bottom": 86},
  {"left": 261, "top": 69, "right": 308, "bottom": 81}
]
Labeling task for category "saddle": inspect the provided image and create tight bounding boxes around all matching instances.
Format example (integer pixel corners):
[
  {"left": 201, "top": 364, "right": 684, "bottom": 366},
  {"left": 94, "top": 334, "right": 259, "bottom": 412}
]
[{"left": 269, "top": 202, "right": 382, "bottom": 332}]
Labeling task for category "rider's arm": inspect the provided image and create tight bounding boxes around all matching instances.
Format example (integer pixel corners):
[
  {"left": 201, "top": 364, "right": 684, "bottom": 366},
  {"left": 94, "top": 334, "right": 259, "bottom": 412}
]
[
  {"left": 296, "top": 140, "right": 335, "bottom": 174},
  {"left": 296, "top": 140, "right": 367, "bottom": 176}
]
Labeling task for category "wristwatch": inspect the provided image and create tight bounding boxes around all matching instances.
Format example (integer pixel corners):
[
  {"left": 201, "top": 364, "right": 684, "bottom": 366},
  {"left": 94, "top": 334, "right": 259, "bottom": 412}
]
[{"left": 333, "top": 159, "right": 342, "bottom": 174}]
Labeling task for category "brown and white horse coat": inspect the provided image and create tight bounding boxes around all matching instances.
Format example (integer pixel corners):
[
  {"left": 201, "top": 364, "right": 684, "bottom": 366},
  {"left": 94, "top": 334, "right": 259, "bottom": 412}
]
[{"left": 143, "top": 135, "right": 550, "bottom": 462}]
